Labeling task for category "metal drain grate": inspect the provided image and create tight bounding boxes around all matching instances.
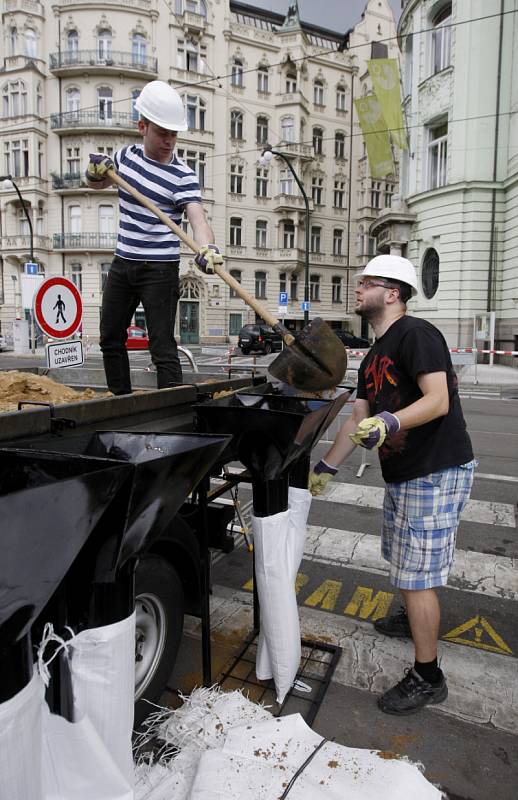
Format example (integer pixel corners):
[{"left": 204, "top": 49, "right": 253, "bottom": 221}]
[{"left": 218, "top": 635, "right": 342, "bottom": 726}]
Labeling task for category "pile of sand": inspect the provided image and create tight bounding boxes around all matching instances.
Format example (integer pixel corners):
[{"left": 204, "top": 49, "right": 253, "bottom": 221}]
[{"left": 0, "top": 371, "right": 110, "bottom": 413}]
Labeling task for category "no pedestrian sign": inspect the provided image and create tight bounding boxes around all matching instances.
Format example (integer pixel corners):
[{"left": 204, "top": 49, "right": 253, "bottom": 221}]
[{"left": 33, "top": 277, "right": 82, "bottom": 339}]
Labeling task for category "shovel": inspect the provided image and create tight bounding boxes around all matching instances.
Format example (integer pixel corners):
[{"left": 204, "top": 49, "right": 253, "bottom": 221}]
[{"left": 106, "top": 168, "right": 347, "bottom": 392}]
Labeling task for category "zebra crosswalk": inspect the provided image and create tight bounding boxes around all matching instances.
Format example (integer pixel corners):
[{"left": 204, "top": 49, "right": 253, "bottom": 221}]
[{"left": 206, "top": 471, "right": 518, "bottom": 737}]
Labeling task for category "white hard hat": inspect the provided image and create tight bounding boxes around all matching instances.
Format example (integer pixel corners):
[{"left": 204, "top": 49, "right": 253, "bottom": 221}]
[
  {"left": 134, "top": 81, "right": 188, "bottom": 132},
  {"left": 360, "top": 254, "right": 418, "bottom": 297}
]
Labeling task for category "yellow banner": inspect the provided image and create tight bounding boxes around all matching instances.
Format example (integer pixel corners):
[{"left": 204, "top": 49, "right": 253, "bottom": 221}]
[
  {"left": 354, "top": 95, "right": 395, "bottom": 178},
  {"left": 367, "top": 58, "right": 407, "bottom": 150}
]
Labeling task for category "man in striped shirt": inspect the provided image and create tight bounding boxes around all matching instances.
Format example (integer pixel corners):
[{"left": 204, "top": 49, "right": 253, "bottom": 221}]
[{"left": 86, "top": 81, "right": 220, "bottom": 395}]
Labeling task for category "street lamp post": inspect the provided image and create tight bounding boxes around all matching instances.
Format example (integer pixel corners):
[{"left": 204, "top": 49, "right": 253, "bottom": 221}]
[
  {"left": 260, "top": 147, "right": 310, "bottom": 326},
  {"left": 0, "top": 174, "right": 34, "bottom": 262}
]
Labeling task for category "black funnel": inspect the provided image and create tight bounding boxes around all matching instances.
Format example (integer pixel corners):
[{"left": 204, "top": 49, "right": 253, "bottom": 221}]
[{"left": 0, "top": 449, "right": 133, "bottom": 700}]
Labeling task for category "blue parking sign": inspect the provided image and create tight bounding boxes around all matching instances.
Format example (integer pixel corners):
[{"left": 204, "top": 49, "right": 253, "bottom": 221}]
[{"left": 279, "top": 292, "right": 288, "bottom": 305}]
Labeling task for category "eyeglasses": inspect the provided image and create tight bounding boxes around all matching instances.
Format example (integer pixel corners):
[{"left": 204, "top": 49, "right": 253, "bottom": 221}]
[{"left": 357, "top": 279, "right": 397, "bottom": 290}]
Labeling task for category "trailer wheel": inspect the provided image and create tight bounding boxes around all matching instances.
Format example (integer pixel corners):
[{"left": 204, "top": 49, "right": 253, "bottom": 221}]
[{"left": 134, "top": 554, "right": 184, "bottom": 726}]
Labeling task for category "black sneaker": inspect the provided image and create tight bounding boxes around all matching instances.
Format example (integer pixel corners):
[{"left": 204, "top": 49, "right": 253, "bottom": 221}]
[
  {"left": 374, "top": 606, "right": 412, "bottom": 638},
  {"left": 378, "top": 668, "right": 448, "bottom": 715}
]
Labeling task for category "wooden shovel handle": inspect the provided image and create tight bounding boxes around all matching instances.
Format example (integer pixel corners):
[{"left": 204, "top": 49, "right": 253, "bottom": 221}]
[{"left": 107, "top": 169, "right": 295, "bottom": 344}]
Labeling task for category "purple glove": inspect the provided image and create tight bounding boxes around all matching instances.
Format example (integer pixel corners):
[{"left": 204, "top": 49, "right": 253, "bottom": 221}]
[
  {"left": 349, "top": 411, "right": 400, "bottom": 450},
  {"left": 86, "top": 153, "right": 114, "bottom": 182},
  {"left": 313, "top": 459, "right": 338, "bottom": 476},
  {"left": 194, "top": 244, "right": 222, "bottom": 274}
]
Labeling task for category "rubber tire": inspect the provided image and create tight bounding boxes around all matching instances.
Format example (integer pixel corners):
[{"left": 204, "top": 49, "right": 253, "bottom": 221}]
[
  {"left": 134, "top": 554, "right": 184, "bottom": 726},
  {"left": 241, "top": 347, "right": 250, "bottom": 355},
  {"left": 263, "top": 342, "right": 272, "bottom": 355}
]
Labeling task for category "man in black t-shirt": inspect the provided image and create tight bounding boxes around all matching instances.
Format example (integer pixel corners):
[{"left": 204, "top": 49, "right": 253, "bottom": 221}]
[{"left": 309, "top": 255, "right": 475, "bottom": 716}]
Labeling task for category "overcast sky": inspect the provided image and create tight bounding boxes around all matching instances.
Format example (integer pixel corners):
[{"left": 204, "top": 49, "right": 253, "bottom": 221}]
[{"left": 243, "top": 0, "right": 402, "bottom": 32}]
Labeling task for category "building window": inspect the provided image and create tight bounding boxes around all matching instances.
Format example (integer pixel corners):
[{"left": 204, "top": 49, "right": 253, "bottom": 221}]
[
  {"left": 230, "top": 109, "right": 243, "bottom": 139},
  {"left": 371, "top": 180, "right": 381, "bottom": 208},
  {"left": 384, "top": 183, "right": 394, "bottom": 207},
  {"left": 336, "top": 84, "right": 346, "bottom": 111},
  {"left": 279, "top": 272, "right": 287, "bottom": 293},
  {"left": 9, "top": 27, "right": 17, "bottom": 56},
  {"left": 427, "top": 121, "right": 448, "bottom": 189},
  {"left": 313, "top": 79, "right": 324, "bottom": 106},
  {"left": 310, "top": 226, "right": 321, "bottom": 253},
  {"left": 255, "top": 271, "right": 267, "bottom": 299},
  {"left": 177, "top": 37, "right": 206, "bottom": 73},
  {"left": 101, "top": 262, "right": 111, "bottom": 292},
  {"left": 7, "top": 139, "right": 30, "bottom": 178},
  {"left": 290, "top": 273, "right": 298, "bottom": 300},
  {"left": 334, "top": 180, "right": 345, "bottom": 208},
  {"left": 310, "top": 274, "right": 320, "bottom": 301},
  {"left": 98, "top": 204, "right": 115, "bottom": 236},
  {"left": 132, "top": 33, "right": 147, "bottom": 64},
  {"left": 24, "top": 28, "right": 37, "bottom": 58},
  {"left": 98, "top": 86, "right": 113, "bottom": 120},
  {"left": 97, "top": 29, "right": 112, "bottom": 60},
  {"left": 184, "top": 94, "right": 206, "bottom": 130},
  {"left": 177, "top": 148, "right": 207, "bottom": 188},
  {"left": 256, "top": 220, "right": 267, "bottom": 248},
  {"left": 256, "top": 115, "right": 269, "bottom": 145},
  {"left": 313, "top": 127, "right": 323, "bottom": 155},
  {"left": 281, "top": 115, "right": 295, "bottom": 142},
  {"left": 69, "top": 205, "right": 81, "bottom": 234},
  {"left": 280, "top": 169, "right": 294, "bottom": 195},
  {"left": 229, "top": 312, "right": 242, "bottom": 336},
  {"left": 257, "top": 65, "right": 269, "bottom": 92},
  {"left": 311, "top": 176, "right": 323, "bottom": 206},
  {"left": 67, "top": 30, "right": 78, "bottom": 57},
  {"left": 66, "top": 87, "right": 80, "bottom": 116},
  {"left": 229, "top": 269, "right": 241, "bottom": 298},
  {"left": 66, "top": 146, "right": 80, "bottom": 175},
  {"left": 335, "top": 131, "right": 345, "bottom": 159},
  {"left": 332, "top": 275, "right": 342, "bottom": 303},
  {"left": 285, "top": 71, "right": 297, "bottom": 93},
  {"left": 37, "top": 141, "right": 44, "bottom": 177},
  {"left": 70, "top": 262, "right": 82, "bottom": 292},
  {"left": 333, "top": 229, "right": 343, "bottom": 256},
  {"left": 431, "top": 5, "right": 451, "bottom": 75},
  {"left": 230, "top": 217, "right": 242, "bottom": 246},
  {"left": 422, "top": 247, "right": 440, "bottom": 299},
  {"left": 230, "top": 162, "right": 244, "bottom": 194},
  {"left": 2, "top": 80, "right": 28, "bottom": 117},
  {"left": 131, "top": 88, "right": 140, "bottom": 121},
  {"left": 36, "top": 83, "right": 43, "bottom": 115},
  {"left": 231, "top": 57, "right": 244, "bottom": 87},
  {"left": 255, "top": 167, "right": 268, "bottom": 197},
  {"left": 18, "top": 206, "right": 30, "bottom": 235},
  {"left": 403, "top": 34, "right": 413, "bottom": 96},
  {"left": 282, "top": 221, "right": 295, "bottom": 249}
]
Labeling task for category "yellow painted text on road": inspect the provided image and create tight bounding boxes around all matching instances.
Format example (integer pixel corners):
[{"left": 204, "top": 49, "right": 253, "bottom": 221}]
[
  {"left": 344, "top": 586, "right": 394, "bottom": 621},
  {"left": 304, "top": 579, "right": 342, "bottom": 611}
]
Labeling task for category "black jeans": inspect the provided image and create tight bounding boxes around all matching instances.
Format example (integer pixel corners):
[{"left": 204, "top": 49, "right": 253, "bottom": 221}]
[{"left": 100, "top": 256, "right": 182, "bottom": 395}]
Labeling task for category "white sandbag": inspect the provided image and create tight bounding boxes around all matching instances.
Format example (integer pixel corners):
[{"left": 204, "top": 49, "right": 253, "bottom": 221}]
[
  {"left": 188, "top": 713, "right": 442, "bottom": 800},
  {"left": 252, "top": 508, "right": 301, "bottom": 702},
  {"left": 0, "top": 670, "right": 45, "bottom": 800},
  {"left": 68, "top": 612, "right": 136, "bottom": 787},
  {"left": 42, "top": 705, "right": 133, "bottom": 800},
  {"left": 256, "top": 487, "right": 311, "bottom": 687}
]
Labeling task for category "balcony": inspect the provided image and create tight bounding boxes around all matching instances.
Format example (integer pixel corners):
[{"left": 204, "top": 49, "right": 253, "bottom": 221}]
[
  {"left": 179, "top": 10, "right": 206, "bottom": 32},
  {"left": 273, "top": 193, "right": 312, "bottom": 213},
  {"left": 276, "top": 142, "right": 313, "bottom": 161},
  {"left": 3, "top": 0, "right": 44, "bottom": 14},
  {"left": 49, "top": 50, "right": 158, "bottom": 78},
  {"left": 50, "top": 111, "right": 137, "bottom": 134},
  {"left": 54, "top": 0, "right": 151, "bottom": 9},
  {"left": 2, "top": 234, "right": 50, "bottom": 253},
  {"left": 53, "top": 233, "right": 117, "bottom": 251},
  {"left": 276, "top": 90, "right": 310, "bottom": 113}
]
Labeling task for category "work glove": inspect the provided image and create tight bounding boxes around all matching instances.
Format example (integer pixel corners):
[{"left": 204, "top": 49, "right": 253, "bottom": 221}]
[
  {"left": 194, "top": 244, "right": 223, "bottom": 274},
  {"left": 349, "top": 411, "right": 400, "bottom": 450},
  {"left": 308, "top": 459, "right": 338, "bottom": 496},
  {"left": 86, "top": 153, "right": 114, "bottom": 182}
]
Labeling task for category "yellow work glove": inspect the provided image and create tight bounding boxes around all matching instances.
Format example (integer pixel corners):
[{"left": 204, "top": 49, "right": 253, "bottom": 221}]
[
  {"left": 308, "top": 459, "right": 338, "bottom": 496},
  {"left": 194, "top": 244, "right": 224, "bottom": 274},
  {"left": 86, "top": 153, "right": 114, "bottom": 182},
  {"left": 349, "top": 411, "right": 400, "bottom": 450}
]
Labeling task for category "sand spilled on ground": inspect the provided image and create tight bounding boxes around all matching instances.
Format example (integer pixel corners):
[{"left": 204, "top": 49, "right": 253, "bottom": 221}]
[{"left": 0, "top": 371, "right": 110, "bottom": 413}]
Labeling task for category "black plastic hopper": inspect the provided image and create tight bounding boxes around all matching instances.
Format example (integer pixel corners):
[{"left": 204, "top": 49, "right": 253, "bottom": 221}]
[{"left": 0, "top": 450, "right": 133, "bottom": 701}]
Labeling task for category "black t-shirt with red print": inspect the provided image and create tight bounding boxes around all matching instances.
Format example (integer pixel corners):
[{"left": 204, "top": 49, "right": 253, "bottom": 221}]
[{"left": 356, "top": 315, "right": 473, "bottom": 483}]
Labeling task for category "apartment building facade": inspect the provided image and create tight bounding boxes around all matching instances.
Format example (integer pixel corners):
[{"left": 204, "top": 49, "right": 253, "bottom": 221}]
[
  {"left": 0, "top": 0, "right": 399, "bottom": 346},
  {"left": 371, "top": 0, "right": 518, "bottom": 357}
]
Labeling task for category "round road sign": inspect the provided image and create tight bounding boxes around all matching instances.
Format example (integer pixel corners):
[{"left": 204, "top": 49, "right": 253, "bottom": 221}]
[{"left": 33, "top": 277, "right": 82, "bottom": 339}]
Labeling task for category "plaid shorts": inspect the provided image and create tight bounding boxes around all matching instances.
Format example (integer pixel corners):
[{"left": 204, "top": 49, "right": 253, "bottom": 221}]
[{"left": 381, "top": 460, "right": 476, "bottom": 590}]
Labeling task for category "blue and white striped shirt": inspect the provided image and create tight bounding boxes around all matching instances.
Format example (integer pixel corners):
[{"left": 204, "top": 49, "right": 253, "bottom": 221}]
[{"left": 113, "top": 144, "right": 202, "bottom": 262}]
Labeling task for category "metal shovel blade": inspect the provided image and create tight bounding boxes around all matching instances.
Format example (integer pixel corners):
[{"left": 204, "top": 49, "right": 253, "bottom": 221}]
[{"left": 269, "top": 317, "right": 348, "bottom": 391}]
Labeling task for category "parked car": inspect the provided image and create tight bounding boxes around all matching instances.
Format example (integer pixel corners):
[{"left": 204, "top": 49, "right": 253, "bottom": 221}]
[
  {"left": 126, "top": 325, "right": 149, "bottom": 350},
  {"left": 333, "top": 329, "right": 370, "bottom": 349},
  {"left": 238, "top": 323, "right": 283, "bottom": 355}
]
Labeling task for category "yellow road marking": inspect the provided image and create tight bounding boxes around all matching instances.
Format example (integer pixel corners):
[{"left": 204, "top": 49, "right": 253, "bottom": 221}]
[
  {"left": 344, "top": 586, "right": 394, "bottom": 621},
  {"left": 443, "top": 615, "right": 513, "bottom": 655},
  {"left": 304, "top": 579, "right": 342, "bottom": 611}
]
